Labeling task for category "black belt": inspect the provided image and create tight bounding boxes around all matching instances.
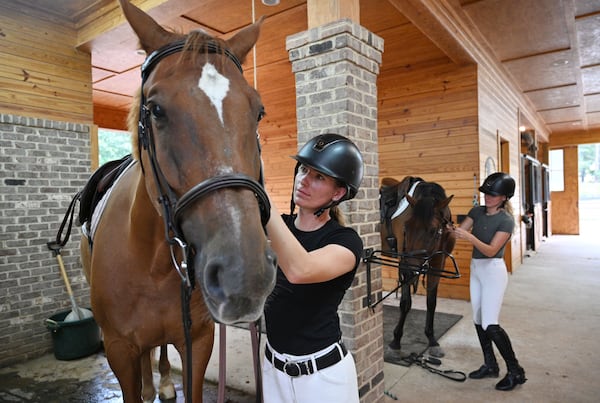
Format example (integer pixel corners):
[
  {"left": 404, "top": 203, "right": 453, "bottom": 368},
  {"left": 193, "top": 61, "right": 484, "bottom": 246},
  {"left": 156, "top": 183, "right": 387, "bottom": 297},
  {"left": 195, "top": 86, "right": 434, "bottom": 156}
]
[{"left": 265, "top": 343, "right": 347, "bottom": 377}]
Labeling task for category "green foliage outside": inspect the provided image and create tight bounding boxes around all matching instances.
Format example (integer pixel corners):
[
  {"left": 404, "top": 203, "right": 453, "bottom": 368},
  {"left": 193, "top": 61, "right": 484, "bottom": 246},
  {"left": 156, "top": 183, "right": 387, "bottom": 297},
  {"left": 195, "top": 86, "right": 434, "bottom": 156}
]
[
  {"left": 579, "top": 143, "right": 600, "bottom": 200},
  {"left": 98, "top": 129, "right": 132, "bottom": 166}
]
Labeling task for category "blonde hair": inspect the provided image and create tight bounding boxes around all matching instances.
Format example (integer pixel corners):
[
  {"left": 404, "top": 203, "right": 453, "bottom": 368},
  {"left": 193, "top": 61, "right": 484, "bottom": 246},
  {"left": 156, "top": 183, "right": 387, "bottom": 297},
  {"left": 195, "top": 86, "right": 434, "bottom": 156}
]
[
  {"left": 330, "top": 205, "right": 346, "bottom": 225},
  {"left": 503, "top": 199, "right": 514, "bottom": 216}
]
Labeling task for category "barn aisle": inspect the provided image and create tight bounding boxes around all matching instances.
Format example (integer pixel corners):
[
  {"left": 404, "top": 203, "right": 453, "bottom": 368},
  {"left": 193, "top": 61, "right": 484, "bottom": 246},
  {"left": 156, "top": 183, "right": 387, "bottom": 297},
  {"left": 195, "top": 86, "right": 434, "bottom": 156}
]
[{"left": 383, "top": 212, "right": 600, "bottom": 402}]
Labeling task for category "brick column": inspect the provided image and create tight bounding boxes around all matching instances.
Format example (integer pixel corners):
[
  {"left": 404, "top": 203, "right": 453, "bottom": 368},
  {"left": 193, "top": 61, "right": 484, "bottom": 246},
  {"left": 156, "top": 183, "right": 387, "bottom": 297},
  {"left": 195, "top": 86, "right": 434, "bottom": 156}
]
[
  {"left": 287, "top": 20, "right": 385, "bottom": 402},
  {"left": 0, "top": 113, "right": 91, "bottom": 366}
]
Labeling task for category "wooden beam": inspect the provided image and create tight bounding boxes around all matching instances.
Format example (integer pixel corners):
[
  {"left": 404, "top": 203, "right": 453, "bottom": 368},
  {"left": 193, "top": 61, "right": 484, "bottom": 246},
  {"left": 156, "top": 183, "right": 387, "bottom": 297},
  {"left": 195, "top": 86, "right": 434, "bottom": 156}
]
[
  {"left": 387, "top": 0, "right": 473, "bottom": 66},
  {"left": 76, "top": 0, "right": 208, "bottom": 48},
  {"left": 306, "top": 0, "right": 359, "bottom": 28},
  {"left": 550, "top": 127, "right": 600, "bottom": 148}
]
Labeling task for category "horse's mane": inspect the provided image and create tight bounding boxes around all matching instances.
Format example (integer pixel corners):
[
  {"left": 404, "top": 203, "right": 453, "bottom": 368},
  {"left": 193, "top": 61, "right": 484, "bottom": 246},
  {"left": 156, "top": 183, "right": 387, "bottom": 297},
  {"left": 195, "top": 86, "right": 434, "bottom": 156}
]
[
  {"left": 411, "top": 195, "right": 437, "bottom": 224},
  {"left": 126, "top": 30, "right": 232, "bottom": 160},
  {"left": 412, "top": 182, "right": 450, "bottom": 224}
]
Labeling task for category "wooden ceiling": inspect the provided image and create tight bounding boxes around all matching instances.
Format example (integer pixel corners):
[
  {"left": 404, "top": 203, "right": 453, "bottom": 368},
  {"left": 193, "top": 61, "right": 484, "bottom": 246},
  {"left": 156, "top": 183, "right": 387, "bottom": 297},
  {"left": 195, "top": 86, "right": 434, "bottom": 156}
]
[{"left": 8, "top": 0, "right": 600, "bottom": 139}]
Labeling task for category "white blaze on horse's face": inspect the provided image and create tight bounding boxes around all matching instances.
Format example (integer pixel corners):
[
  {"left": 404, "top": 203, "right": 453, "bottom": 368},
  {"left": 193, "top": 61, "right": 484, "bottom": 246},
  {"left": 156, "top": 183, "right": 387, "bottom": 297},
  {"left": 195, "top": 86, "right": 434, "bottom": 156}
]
[{"left": 198, "top": 63, "right": 230, "bottom": 125}]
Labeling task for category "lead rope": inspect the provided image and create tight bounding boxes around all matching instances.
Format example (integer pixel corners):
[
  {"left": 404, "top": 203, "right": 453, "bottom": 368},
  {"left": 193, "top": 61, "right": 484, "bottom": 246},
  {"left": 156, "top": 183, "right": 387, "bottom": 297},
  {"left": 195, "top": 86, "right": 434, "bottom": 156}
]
[{"left": 404, "top": 353, "right": 466, "bottom": 382}]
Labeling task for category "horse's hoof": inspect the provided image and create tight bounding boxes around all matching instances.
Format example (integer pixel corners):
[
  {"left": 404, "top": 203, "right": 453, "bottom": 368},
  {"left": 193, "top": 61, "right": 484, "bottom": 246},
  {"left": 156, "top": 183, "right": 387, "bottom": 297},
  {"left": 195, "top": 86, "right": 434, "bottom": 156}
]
[
  {"left": 158, "top": 383, "right": 176, "bottom": 401},
  {"left": 427, "top": 346, "right": 445, "bottom": 358},
  {"left": 388, "top": 341, "right": 401, "bottom": 350}
]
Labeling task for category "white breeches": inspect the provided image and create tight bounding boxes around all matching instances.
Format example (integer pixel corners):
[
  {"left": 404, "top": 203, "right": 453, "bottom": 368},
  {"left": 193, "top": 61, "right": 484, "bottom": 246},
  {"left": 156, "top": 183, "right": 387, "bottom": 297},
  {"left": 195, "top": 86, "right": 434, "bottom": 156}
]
[{"left": 470, "top": 258, "right": 508, "bottom": 330}]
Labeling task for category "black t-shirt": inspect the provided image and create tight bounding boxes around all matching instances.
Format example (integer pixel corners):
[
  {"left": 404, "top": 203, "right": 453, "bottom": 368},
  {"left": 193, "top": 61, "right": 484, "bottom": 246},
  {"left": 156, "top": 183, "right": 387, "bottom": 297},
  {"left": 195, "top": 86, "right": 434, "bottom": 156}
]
[{"left": 264, "top": 214, "right": 363, "bottom": 355}]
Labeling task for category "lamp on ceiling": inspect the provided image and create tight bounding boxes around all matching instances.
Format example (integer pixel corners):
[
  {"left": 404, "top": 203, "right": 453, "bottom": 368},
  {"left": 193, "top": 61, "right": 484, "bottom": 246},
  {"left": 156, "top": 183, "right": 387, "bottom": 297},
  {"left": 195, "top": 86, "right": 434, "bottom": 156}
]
[{"left": 262, "top": 0, "right": 280, "bottom": 5}]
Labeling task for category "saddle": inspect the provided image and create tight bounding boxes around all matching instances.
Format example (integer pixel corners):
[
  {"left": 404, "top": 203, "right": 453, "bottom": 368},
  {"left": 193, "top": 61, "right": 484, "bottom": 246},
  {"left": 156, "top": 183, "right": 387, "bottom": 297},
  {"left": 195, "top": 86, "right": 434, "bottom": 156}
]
[
  {"left": 78, "top": 154, "right": 134, "bottom": 227},
  {"left": 379, "top": 176, "right": 423, "bottom": 223}
]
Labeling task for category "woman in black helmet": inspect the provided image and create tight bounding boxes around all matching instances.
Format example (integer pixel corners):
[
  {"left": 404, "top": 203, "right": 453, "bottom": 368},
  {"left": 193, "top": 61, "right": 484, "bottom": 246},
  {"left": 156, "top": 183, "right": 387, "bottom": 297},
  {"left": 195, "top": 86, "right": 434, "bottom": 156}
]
[
  {"left": 453, "top": 172, "right": 526, "bottom": 391},
  {"left": 262, "top": 133, "right": 363, "bottom": 403}
]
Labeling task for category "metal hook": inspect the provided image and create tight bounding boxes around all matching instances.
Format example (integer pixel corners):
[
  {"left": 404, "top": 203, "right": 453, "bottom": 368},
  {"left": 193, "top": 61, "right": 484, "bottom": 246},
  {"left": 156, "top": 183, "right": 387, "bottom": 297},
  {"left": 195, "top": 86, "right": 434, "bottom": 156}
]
[{"left": 169, "top": 236, "right": 191, "bottom": 288}]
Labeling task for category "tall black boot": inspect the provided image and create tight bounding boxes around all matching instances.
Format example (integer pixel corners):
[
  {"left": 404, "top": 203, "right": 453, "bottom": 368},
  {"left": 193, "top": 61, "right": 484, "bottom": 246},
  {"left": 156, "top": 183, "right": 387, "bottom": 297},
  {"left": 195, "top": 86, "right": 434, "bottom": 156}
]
[
  {"left": 469, "top": 324, "right": 499, "bottom": 379},
  {"left": 486, "top": 324, "right": 527, "bottom": 391}
]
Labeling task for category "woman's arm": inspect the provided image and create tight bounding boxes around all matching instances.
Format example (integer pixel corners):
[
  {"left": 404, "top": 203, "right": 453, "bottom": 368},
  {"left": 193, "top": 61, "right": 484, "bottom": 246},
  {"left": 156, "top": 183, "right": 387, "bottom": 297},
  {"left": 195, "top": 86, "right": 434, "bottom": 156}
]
[
  {"left": 266, "top": 203, "right": 357, "bottom": 284},
  {"left": 453, "top": 224, "right": 511, "bottom": 258}
]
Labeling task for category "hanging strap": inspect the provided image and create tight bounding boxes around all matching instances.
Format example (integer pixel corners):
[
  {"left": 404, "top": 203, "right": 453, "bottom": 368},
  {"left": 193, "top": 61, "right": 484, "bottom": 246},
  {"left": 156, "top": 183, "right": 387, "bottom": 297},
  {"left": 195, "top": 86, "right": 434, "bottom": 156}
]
[
  {"left": 48, "top": 191, "right": 81, "bottom": 253},
  {"left": 249, "top": 319, "right": 263, "bottom": 403}
]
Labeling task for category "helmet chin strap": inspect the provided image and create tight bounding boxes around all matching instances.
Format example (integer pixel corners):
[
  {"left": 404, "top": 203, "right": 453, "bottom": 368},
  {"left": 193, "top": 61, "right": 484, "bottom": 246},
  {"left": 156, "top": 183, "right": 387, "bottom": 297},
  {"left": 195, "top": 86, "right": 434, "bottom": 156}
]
[{"left": 314, "top": 201, "right": 336, "bottom": 217}]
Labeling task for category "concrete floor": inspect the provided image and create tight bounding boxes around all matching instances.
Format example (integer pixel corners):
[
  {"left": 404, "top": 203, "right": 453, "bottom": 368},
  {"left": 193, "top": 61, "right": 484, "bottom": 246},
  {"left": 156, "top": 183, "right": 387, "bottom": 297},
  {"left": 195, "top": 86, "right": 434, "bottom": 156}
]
[{"left": 1, "top": 201, "right": 599, "bottom": 402}]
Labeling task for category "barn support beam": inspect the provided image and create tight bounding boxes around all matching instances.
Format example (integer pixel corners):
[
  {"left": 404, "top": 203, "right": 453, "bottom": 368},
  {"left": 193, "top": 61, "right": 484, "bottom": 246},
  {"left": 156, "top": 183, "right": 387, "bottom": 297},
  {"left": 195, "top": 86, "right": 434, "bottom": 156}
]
[{"left": 287, "top": 19, "right": 385, "bottom": 402}]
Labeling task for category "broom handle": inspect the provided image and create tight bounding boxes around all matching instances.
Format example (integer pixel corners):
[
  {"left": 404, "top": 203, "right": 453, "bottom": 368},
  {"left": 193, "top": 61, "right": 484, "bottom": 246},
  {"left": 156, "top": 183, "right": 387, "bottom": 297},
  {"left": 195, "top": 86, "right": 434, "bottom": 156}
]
[{"left": 56, "top": 253, "right": 82, "bottom": 320}]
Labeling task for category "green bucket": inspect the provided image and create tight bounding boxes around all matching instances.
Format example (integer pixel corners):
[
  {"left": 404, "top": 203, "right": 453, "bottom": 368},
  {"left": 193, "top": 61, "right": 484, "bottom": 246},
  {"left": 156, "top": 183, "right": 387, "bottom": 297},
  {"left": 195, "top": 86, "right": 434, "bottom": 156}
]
[{"left": 45, "top": 310, "right": 101, "bottom": 360}]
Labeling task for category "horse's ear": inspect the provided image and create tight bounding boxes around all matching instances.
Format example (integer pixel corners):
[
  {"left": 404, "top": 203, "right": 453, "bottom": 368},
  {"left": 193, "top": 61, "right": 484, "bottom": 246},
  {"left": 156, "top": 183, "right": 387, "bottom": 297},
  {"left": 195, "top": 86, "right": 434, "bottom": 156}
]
[
  {"left": 227, "top": 16, "right": 264, "bottom": 63},
  {"left": 437, "top": 195, "right": 454, "bottom": 209},
  {"left": 119, "top": 0, "right": 179, "bottom": 53},
  {"left": 406, "top": 195, "right": 417, "bottom": 207}
]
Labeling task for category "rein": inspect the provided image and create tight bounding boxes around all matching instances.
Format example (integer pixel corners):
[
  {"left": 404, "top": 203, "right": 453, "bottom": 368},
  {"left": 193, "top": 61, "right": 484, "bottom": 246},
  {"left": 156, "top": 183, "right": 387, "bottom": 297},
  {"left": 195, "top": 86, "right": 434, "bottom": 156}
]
[
  {"left": 402, "top": 353, "right": 466, "bottom": 382},
  {"left": 138, "top": 38, "right": 270, "bottom": 403}
]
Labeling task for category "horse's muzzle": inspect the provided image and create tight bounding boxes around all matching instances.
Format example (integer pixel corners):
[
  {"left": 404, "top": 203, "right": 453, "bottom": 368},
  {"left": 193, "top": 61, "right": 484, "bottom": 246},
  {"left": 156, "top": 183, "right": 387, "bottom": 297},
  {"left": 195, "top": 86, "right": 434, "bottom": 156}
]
[{"left": 196, "top": 246, "right": 276, "bottom": 325}]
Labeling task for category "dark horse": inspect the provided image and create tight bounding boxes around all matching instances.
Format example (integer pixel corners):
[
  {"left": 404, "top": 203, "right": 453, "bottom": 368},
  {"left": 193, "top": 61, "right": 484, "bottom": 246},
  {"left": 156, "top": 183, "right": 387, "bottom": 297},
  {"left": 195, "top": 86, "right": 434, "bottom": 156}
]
[
  {"left": 380, "top": 176, "right": 456, "bottom": 357},
  {"left": 79, "top": 1, "right": 276, "bottom": 401}
]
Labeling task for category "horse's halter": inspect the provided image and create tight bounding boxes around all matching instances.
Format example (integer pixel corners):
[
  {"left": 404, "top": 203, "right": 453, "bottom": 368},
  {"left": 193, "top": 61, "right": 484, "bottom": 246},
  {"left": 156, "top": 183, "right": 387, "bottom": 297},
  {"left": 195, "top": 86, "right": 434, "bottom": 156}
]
[{"left": 137, "top": 38, "right": 271, "bottom": 287}]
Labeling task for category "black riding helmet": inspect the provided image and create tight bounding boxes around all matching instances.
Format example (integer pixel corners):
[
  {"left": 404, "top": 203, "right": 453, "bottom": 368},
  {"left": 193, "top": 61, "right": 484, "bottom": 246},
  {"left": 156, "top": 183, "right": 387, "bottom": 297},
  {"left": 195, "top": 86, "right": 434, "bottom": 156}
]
[
  {"left": 479, "top": 172, "right": 515, "bottom": 199},
  {"left": 290, "top": 133, "right": 364, "bottom": 215}
]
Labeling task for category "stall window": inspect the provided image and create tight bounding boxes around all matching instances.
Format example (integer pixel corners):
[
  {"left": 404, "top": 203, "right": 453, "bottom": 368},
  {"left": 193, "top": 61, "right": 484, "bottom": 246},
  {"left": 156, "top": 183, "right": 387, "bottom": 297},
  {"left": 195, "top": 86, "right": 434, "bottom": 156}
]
[{"left": 549, "top": 149, "right": 564, "bottom": 192}]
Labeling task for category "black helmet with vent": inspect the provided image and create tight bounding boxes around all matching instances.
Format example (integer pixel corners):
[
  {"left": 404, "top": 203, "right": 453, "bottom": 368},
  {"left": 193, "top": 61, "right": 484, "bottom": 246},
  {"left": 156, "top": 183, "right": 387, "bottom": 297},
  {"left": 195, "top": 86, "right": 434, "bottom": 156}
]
[
  {"left": 292, "top": 133, "right": 364, "bottom": 201},
  {"left": 479, "top": 172, "right": 515, "bottom": 199}
]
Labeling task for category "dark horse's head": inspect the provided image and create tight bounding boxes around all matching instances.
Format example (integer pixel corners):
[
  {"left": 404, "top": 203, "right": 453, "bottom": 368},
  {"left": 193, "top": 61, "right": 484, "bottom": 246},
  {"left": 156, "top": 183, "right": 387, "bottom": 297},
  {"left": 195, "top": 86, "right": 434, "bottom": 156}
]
[
  {"left": 120, "top": 0, "right": 276, "bottom": 324},
  {"left": 403, "top": 183, "right": 455, "bottom": 268},
  {"left": 379, "top": 177, "right": 455, "bottom": 263}
]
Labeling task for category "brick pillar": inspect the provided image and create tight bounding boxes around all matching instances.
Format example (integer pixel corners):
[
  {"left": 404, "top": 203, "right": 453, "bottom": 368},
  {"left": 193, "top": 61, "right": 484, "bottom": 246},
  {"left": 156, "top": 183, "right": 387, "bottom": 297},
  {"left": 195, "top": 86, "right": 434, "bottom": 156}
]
[
  {"left": 0, "top": 113, "right": 91, "bottom": 366},
  {"left": 287, "top": 20, "right": 385, "bottom": 402}
]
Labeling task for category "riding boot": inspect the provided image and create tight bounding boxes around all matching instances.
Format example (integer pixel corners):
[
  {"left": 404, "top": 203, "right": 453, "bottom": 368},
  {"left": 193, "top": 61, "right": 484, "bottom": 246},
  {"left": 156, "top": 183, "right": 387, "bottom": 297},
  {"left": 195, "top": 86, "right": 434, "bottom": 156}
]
[
  {"left": 469, "top": 324, "right": 499, "bottom": 379},
  {"left": 486, "top": 324, "right": 527, "bottom": 391}
]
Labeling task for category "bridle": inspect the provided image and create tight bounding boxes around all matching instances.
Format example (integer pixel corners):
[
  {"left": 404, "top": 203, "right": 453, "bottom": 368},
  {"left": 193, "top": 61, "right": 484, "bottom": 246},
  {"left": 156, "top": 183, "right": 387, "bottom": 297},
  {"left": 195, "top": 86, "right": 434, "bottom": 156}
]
[
  {"left": 138, "top": 38, "right": 270, "bottom": 286},
  {"left": 137, "top": 37, "right": 270, "bottom": 403},
  {"left": 379, "top": 186, "right": 455, "bottom": 278}
]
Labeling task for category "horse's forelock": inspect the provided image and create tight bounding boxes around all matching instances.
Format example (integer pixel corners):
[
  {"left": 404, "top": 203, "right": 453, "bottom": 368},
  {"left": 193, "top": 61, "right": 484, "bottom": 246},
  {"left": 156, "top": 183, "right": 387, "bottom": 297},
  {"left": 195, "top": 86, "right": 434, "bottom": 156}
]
[{"left": 180, "top": 31, "right": 230, "bottom": 72}]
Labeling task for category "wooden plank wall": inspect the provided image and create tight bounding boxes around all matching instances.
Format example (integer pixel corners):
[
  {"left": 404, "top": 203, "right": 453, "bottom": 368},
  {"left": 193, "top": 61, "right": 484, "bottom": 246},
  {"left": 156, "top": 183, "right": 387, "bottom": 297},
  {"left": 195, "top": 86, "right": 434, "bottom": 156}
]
[
  {"left": 477, "top": 67, "right": 524, "bottom": 274},
  {"left": 377, "top": 22, "right": 479, "bottom": 300},
  {"left": 248, "top": 5, "right": 307, "bottom": 211},
  {"left": 550, "top": 146, "right": 579, "bottom": 234},
  {"left": 0, "top": 5, "right": 93, "bottom": 123}
]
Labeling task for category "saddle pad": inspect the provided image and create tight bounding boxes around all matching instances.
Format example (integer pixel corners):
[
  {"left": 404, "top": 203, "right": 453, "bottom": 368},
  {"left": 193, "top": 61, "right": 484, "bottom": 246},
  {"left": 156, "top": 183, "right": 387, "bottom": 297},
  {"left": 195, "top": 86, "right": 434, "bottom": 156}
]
[
  {"left": 391, "top": 181, "right": 421, "bottom": 219},
  {"left": 86, "top": 159, "right": 136, "bottom": 242}
]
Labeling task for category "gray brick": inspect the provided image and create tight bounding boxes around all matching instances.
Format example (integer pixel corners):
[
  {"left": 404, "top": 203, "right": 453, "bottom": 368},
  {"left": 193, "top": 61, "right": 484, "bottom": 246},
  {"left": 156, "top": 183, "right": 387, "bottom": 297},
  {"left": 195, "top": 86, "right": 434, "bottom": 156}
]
[{"left": 0, "top": 113, "right": 91, "bottom": 367}]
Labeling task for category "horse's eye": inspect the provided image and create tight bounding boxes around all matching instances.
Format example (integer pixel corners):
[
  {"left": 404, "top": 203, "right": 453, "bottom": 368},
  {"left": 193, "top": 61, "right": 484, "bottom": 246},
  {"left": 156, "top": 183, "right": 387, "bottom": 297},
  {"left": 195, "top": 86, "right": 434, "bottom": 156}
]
[
  {"left": 257, "top": 106, "right": 266, "bottom": 122},
  {"left": 150, "top": 103, "right": 165, "bottom": 119}
]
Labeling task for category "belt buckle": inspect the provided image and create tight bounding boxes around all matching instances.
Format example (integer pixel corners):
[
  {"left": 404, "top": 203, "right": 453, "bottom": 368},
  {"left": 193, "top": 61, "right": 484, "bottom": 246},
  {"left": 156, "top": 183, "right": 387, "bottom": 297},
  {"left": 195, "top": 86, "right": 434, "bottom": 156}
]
[{"left": 283, "top": 361, "right": 302, "bottom": 377}]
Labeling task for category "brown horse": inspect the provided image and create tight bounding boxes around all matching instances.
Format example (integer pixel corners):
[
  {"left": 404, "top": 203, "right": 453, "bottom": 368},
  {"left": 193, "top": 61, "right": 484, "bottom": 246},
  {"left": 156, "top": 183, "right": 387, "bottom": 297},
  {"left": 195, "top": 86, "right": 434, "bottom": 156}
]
[
  {"left": 379, "top": 176, "right": 456, "bottom": 357},
  {"left": 79, "top": 1, "right": 276, "bottom": 402}
]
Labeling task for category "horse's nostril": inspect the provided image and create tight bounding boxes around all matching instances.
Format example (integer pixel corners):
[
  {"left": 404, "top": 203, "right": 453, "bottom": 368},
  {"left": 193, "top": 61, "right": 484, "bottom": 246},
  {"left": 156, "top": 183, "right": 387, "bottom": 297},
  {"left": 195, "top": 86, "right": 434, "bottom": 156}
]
[{"left": 204, "top": 260, "right": 225, "bottom": 300}]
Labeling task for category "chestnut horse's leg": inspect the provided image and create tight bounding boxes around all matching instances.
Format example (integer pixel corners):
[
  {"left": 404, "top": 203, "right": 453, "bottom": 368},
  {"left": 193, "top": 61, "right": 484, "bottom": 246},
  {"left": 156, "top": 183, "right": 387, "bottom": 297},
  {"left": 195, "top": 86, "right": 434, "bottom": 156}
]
[
  {"left": 176, "top": 323, "right": 214, "bottom": 403},
  {"left": 389, "top": 276, "right": 412, "bottom": 351},
  {"left": 157, "top": 345, "right": 176, "bottom": 400},
  {"left": 141, "top": 348, "right": 156, "bottom": 403},
  {"left": 104, "top": 337, "right": 143, "bottom": 402}
]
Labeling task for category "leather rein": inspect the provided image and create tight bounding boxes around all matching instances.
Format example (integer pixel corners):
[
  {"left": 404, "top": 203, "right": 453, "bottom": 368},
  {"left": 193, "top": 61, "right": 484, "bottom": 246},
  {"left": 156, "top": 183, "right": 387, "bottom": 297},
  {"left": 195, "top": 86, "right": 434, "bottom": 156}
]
[{"left": 138, "top": 38, "right": 269, "bottom": 403}]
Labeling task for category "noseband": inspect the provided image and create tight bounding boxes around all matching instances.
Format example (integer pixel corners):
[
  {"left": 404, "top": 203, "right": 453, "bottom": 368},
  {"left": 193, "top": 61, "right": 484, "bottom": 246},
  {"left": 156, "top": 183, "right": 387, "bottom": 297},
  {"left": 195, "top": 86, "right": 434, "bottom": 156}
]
[{"left": 137, "top": 38, "right": 271, "bottom": 286}]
